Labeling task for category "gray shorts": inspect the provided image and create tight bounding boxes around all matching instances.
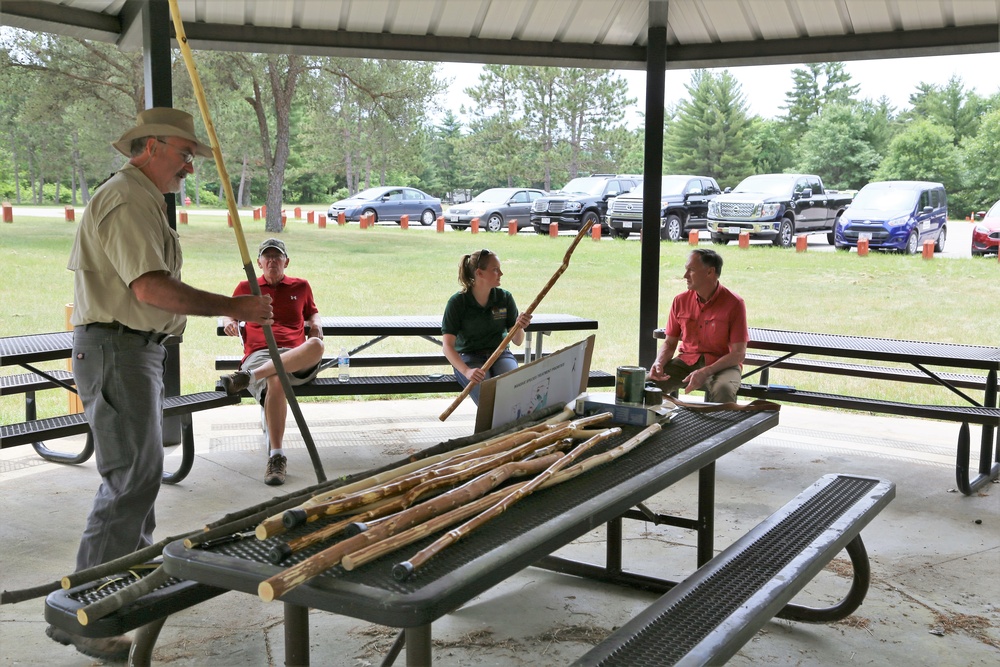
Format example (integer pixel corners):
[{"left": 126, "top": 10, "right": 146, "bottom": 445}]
[{"left": 241, "top": 348, "right": 320, "bottom": 403}]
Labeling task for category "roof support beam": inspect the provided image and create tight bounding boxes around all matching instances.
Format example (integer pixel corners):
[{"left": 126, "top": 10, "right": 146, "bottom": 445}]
[{"left": 638, "top": 2, "right": 668, "bottom": 369}]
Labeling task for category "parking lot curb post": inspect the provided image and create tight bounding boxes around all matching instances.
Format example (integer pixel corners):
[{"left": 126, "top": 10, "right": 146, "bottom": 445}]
[
  {"left": 436, "top": 216, "right": 445, "bottom": 233},
  {"left": 591, "top": 223, "right": 601, "bottom": 241},
  {"left": 739, "top": 231, "right": 749, "bottom": 248},
  {"left": 471, "top": 217, "right": 479, "bottom": 234},
  {"left": 795, "top": 235, "right": 807, "bottom": 252},
  {"left": 337, "top": 212, "right": 346, "bottom": 226},
  {"left": 2, "top": 202, "right": 13, "bottom": 223},
  {"left": 64, "top": 206, "right": 75, "bottom": 222},
  {"left": 253, "top": 208, "right": 260, "bottom": 220},
  {"left": 688, "top": 230, "right": 698, "bottom": 245},
  {"left": 307, "top": 211, "right": 314, "bottom": 224},
  {"left": 400, "top": 214, "right": 409, "bottom": 229},
  {"left": 318, "top": 213, "right": 326, "bottom": 229},
  {"left": 508, "top": 221, "right": 517, "bottom": 236},
  {"left": 227, "top": 212, "right": 232, "bottom": 228},
  {"left": 858, "top": 238, "right": 869, "bottom": 256},
  {"left": 179, "top": 211, "right": 188, "bottom": 224},
  {"left": 922, "top": 240, "right": 935, "bottom": 259},
  {"left": 549, "top": 221, "right": 558, "bottom": 238}
]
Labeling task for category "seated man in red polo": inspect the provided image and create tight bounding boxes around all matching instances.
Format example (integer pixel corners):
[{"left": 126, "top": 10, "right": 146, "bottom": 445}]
[
  {"left": 647, "top": 248, "right": 748, "bottom": 403},
  {"left": 220, "top": 238, "right": 324, "bottom": 485}
]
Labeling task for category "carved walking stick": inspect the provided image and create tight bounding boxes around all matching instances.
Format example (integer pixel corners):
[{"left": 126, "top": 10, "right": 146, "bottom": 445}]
[
  {"left": 258, "top": 454, "right": 563, "bottom": 600},
  {"left": 342, "top": 412, "right": 671, "bottom": 571},
  {"left": 439, "top": 219, "right": 596, "bottom": 421},
  {"left": 394, "top": 426, "right": 619, "bottom": 579}
]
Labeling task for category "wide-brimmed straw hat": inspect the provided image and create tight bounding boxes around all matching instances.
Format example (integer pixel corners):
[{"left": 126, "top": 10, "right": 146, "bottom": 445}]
[{"left": 112, "top": 108, "right": 213, "bottom": 158}]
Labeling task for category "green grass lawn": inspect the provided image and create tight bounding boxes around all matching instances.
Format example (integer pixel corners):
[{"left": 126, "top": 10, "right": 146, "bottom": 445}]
[{"left": 3, "top": 211, "right": 999, "bottom": 424}]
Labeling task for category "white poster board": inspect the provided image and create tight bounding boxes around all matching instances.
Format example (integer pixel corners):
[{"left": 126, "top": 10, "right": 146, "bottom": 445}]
[{"left": 475, "top": 335, "right": 595, "bottom": 432}]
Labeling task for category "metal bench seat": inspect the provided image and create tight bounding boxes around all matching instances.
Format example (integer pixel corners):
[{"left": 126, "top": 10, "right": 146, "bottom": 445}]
[
  {"left": 572, "top": 474, "right": 895, "bottom": 667},
  {"left": 219, "top": 369, "right": 617, "bottom": 398},
  {"left": 214, "top": 352, "right": 529, "bottom": 371},
  {"left": 45, "top": 567, "right": 225, "bottom": 667},
  {"left": 0, "top": 370, "right": 76, "bottom": 396},
  {"left": 0, "top": 392, "right": 239, "bottom": 484},
  {"left": 743, "top": 353, "right": 995, "bottom": 391}
]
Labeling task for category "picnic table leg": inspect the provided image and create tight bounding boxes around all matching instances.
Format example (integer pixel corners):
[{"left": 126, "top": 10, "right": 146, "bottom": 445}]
[
  {"left": 955, "top": 369, "right": 1000, "bottom": 495},
  {"left": 776, "top": 534, "right": 871, "bottom": 623},
  {"left": 32, "top": 431, "right": 95, "bottom": 465},
  {"left": 129, "top": 618, "right": 167, "bottom": 667},
  {"left": 696, "top": 462, "right": 715, "bottom": 567},
  {"left": 284, "top": 603, "right": 310, "bottom": 666},
  {"left": 405, "top": 626, "right": 432, "bottom": 666}
]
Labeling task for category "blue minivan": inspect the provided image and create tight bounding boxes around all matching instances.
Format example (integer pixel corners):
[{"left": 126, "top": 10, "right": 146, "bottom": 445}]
[{"left": 834, "top": 181, "right": 948, "bottom": 254}]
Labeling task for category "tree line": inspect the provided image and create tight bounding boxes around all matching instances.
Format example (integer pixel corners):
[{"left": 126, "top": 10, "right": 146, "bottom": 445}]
[{"left": 2, "top": 29, "right": 998, "bottom": 233}]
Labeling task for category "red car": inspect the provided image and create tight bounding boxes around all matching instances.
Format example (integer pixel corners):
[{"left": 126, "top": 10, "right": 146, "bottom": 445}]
[{"left": 971, "top": 199, "right": 1000, "bottom": 256}]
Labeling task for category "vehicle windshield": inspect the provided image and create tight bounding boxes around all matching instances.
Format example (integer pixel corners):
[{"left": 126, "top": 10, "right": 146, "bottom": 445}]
[
  {"left": 733, "top": 175, "right": 798, "bottom": 196},
  {"left": 348, "top": 187, "right": 389, "bottom": 200},
  {"left": 661, "top": 176, "right": 691, "bottom": 195},
  {"left": 984, "top": 200, "right": 1000, "bottom": 219},
  {"left": 471, "top": 189, "right": 512, "bottom": 203},
  {"left": 850, "top": 187, "right": 918, "bottom": 211},
  {"left": 559, "top": 178, "right": 610, "bottom": 196}
]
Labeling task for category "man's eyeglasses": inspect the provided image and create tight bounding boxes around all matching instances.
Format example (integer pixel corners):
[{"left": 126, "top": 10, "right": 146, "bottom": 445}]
[{"left": 156, "top": 139, "right": 195, "bottom": 164}]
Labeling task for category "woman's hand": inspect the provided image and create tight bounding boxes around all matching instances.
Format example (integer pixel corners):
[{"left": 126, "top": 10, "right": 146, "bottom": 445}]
[
  {"left": 515, "top": 312, "right": 532, "bottom": 330},
  {"left": 464, "top": 367, "right": 486, "bottom": 384}
]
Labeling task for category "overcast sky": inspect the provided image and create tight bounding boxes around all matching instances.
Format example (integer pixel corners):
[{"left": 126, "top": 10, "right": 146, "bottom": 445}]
[{"left": 434, "top": 51, "right": 1000, "bottom": 129}]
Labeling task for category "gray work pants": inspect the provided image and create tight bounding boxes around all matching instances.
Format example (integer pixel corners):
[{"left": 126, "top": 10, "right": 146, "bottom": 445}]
[{"left": 72, "top": 327, "right": 166, "bottom": 571}]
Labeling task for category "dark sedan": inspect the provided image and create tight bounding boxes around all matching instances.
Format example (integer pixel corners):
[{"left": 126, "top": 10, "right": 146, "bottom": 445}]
[
  {"left": 327, "top": 186, "right": 442, "bottom": 225},
  {"left": 447, "top": 188, "right": 547, "bottom": 232}
]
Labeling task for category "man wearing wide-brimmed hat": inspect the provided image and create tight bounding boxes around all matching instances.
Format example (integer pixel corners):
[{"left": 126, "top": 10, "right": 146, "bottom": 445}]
[{"left": 55, "top": 108, "right": 274, "bottom": 661}]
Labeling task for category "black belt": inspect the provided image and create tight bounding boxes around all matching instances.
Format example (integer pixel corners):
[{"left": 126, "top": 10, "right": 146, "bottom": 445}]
[{"left": 80, "top": 322, "right": 173, "bottom": 345}]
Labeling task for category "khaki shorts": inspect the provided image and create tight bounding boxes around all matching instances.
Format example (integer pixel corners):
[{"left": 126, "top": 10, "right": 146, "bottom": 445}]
[{"left": 241, "top": 348, "right": 320, "bottom": 403}]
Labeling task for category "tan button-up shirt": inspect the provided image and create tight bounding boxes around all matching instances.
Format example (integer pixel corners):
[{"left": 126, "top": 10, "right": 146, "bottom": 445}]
[{"left": 67, "top": 163, "right": 185, "bottom": 335}]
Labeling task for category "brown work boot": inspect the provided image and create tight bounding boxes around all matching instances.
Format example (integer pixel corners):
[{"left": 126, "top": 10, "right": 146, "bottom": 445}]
[
  {"left": 46, "top": 624, "right": 131, "bottom": 662},
  {"left": 220, "top": 369, "right": 251, "bottom": 395},
  {"left": 264, "top": 453, "right": 287, "bottom": 486}
]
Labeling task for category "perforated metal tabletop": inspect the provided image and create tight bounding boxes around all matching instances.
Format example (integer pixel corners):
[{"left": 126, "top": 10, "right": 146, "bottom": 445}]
[
  {"left": 163, "top": 409, "right": 777, "bottom": 631},
  {"left": 0, "top": 331, "right": 73, "bottom": 366}
]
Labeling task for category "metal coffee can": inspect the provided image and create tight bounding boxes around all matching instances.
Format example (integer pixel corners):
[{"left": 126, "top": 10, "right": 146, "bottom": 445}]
[
  {"left": 616, "top": 366, "right": 646, "bottom": 404},
  {"left": 644, "top": 386, "right": 663, "bottom": 406}
]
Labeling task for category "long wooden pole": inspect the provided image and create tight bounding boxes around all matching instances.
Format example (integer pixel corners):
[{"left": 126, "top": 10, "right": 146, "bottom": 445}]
[
  {"left": 394, "top": 426, "right": 618, "bottom": 579},
  {"left": 257, "top": 455, "right": 562, "bottom": 600},
  {"left": 439, "top": 219, "right": 595, "bottom": 421},
  {"left": 342, "top": 414, "right": 671, "bottom": 571},
  {"left": 167, "top": 0, "right": 326, "bottom": 482}
]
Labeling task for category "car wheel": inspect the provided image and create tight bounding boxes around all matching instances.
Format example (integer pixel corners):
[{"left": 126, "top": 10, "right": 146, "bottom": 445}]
[
  {"left": 449, "top": 225, "right": 466, "bottom": 232},
  {"left": 711, "top": 233, "right": 727, "bottom": 246},
  {"left": 773, "top": 218, "right": 794, "bottom": 247},
  {"left": 904, "top": 230, "right": 919, "bottom": 255},
  {"left": 581, "top": 210, "right": 600, "bottom": 231},
  {"left": 661, "top": 214, "right": 683, "bottom": 242},
  {"left": 835, "top": 244, "right": 850, "bottom": 252},
  {"left": 363, "top": 208, "right": 378, "bottom": 224},
  {"left": 486, "top": 214, "right": 504, "bottom": 233},
  {"left": 935, "top": 225, "right": 947, "bottom": 252},
  {"left": 533, "top": 225, "right": 547, "bottom": 236},
  {"left": 827, "top": 217, "right": 839, "bottom": 245},
  {"left": 610, "top": 228, "right": 630, "bottom": 239},
  {"left": 420, "top": 209, "right": 435, "bottom": 226}
]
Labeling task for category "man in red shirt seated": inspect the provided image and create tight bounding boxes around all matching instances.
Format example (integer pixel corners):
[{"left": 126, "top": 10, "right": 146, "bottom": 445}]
[
  {"left": 220, "top": 238, "right": 324, "bottom": 485},
  {"left": 648, "top": 248, "right": 748, "bottom": 403}
]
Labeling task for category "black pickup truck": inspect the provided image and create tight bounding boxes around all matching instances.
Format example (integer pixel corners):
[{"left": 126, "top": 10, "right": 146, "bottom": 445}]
[
  {"left": 530, "top": 175, "right": 641, "bottom": 235},
  {"left": 605, "top": 175, "right": 722, "bottom": 241},
  {"left": 706, "top": 174, "right": 853, "bottom": 247}
]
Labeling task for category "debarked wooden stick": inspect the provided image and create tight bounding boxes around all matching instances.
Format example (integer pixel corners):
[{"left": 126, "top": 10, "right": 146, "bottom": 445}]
[
  {"left": 343, "top": 413, "right": 666, "bottom": 571},
  {"left": 439, "top": 219, "right": 596, "bottom": 421},
  {"left": 394, "top": 426, "right": 619, "bottom": 579},
  {"left": 258, "top": 454, "right": 563, "bottom": 601}
]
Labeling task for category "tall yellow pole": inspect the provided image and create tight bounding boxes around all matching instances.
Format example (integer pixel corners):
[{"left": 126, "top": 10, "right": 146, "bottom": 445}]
[{"left": 167, "top": 0, "right": 326, "bottom": 482}]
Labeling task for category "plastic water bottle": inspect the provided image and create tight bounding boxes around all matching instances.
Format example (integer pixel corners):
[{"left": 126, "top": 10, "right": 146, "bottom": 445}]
[{"left": 338, "top": 347, "right": 350, "bottom": 383}]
